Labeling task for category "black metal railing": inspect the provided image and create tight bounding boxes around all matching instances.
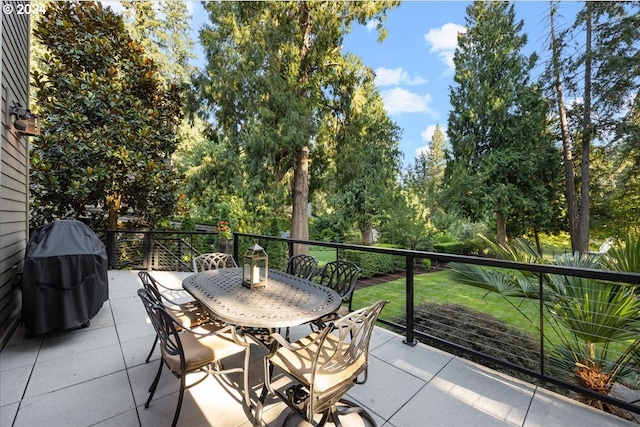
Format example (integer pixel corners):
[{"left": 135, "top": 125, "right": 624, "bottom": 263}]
[
  {"left": 103, "top": 229, "right": 640, "bottom": 417},
  {"left": 104, "top": 229, "right": 221, "bottom": 271}
]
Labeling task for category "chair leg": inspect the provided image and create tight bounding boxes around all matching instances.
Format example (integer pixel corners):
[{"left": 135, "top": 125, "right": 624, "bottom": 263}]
[
  {"left": 171, "top": 375, "right": 186, "bottom": 427},
  {"left": 145, "top": 359, "right": 164, "bottom": 408},
  {"left": 242, "top": 347, "right": 251, "bottom": 407},
  {"left": 145, "top": 335, "right": 158, "bottom": 363}
]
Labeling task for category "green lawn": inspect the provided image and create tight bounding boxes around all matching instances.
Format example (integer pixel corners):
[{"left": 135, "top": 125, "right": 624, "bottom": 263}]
[
  {"left": 309, "top": 247, "right": 338, "bottom": 265},
  {"left": 352, "top": 270, "right": 564, "bottom": 346}
]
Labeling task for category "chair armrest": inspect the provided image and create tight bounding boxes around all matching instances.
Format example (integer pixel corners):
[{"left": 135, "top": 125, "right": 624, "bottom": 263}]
[{"left": 268, "top": 332, "right": 297, "bottom": 350}]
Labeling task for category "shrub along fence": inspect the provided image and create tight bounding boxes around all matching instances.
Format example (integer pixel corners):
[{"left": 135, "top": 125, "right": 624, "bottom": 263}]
[{"left": 103, "top": 229, "right": 640, "bottom": 420}]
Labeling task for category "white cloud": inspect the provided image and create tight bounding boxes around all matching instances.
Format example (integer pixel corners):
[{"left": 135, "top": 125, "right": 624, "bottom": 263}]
[
  {"left": 420, "top": 124, "right": 438, "bottom": 142},
  {"left": 380, "top": 87, "right": 433, "bottom": 115},
  {"left": 425, "top": 23, "right": 466, "bottom": 70},
  {"left": 366, "top": 20, "right": 377, "bottom": 32},
  {"left": 374, "top": 67, "right": 426, "bottom": 87},
  {"left": 416, "top": 124, "right": 448, "bottom": 156}
]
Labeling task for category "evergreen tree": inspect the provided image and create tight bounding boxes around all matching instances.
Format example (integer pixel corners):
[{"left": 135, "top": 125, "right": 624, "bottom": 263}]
[
  {"left": 158, "top": 0, "right": 196, "bottom": 85},
  {"left": 329, "top": 75, "right": 402, "bottom": 244},
  {"left": 195, "top": 1, "right": 399, "bottom": 250},
  {"left": 544, "top": 1, "right": 640, "bottom": 247},
  {"left": 121, "top": 1, "right": 162, "bottom": 65},
  {"left": 445, "top": 1, "right": 561, "bottom": 244}
]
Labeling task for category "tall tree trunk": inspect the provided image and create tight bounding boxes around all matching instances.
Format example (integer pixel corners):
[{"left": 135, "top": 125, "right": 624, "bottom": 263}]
[
  {"left": 291, "top": 146, "right": 309, "bottom": 255},
  {"left": 496, "top": 212, "right": 507, "bottom": 246},
  {"left": 106, "top": 193, "right": 121, "bottom": 230},
  {"left": 289, "top": 1, "right": 312, "bottom": 256},
  {"left": 550, "top": 3, "right": 580, "bottom": 252},
  {"left": 361, "top": 223, "right": 374, "bottom": 245},
  {"left": 579, "top": 3, "right": 593, "bottom": 254}
]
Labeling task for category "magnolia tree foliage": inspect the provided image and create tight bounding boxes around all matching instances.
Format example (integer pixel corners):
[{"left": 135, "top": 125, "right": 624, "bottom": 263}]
[
  {"left": 194, "top": 1, "right": 399, "bottom": 246},
  {"left": 30, "top": 1, "right": 183, "bottom": 229}
]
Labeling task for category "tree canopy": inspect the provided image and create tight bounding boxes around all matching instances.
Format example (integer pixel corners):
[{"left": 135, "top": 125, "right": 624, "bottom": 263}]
[
  {"left": 328, "top": 75, "right": 402, "bottom": 244},
  {"left": 30, "top": 0, "right": 183, "bottom": 229},
  {"left": 194, "top": 1, "right": 399, "bottom": 247}
]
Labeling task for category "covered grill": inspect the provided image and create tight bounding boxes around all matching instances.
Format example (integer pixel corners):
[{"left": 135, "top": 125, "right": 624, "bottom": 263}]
[{"left": 22, "top": 220, "right": 109, "bottom": 336}]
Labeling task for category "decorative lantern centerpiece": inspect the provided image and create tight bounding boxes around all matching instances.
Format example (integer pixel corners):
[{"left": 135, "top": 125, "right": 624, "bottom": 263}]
[{"left": 242, "top": 243, "right": 268, "bottom": 289}]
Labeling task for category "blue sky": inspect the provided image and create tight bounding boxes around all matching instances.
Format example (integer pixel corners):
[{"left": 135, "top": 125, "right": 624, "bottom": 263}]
[
  {"left": 338, "top": 1, "right": 581, "bottom": 165},
  {"left": 108, "top": 1, "right": 582, "bottom": 166}
]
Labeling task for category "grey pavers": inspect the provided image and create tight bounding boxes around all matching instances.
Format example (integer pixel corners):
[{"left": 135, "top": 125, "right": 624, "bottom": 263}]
[
  {"left": 388, "top": 357, "right": 535, "bottom": 427},
  {"left": 370, "top": 334, "right": 455, "bottom": 382},
  {"left": 0, "top": 364, "right": 31, "bottom": 406},
  {"left": 524, "top": 386, "right": 638, "bottom": 427},
  {"left": 13, "top": 371, "right": 135, "bottom": 427},
  {"left": 349, "top": 355, "right": 427, "bottom": 421},
  {"left": 24, "top": 341, "right": 125, "bottom": 397}
]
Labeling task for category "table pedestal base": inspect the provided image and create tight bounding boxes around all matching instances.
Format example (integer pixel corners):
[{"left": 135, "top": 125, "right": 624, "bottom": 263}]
[{"left": 281, "top": 399, "right": 377, "bottom": 427}]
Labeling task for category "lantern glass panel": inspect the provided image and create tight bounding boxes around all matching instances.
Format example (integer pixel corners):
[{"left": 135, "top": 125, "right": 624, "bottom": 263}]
[{"left": 242, "top": 244, "right": 268, "bottom": 289}]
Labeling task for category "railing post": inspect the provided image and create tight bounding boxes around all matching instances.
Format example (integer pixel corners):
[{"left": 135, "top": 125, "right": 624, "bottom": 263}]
[
  {"left": 404, "top": 255, "right": 417, "bottom": 346},
  {"left": 105, "top": 229, "right": 114, "bottom": 269},
  {"left": 539, "top": 271, "right": 545, "bottom": 375},
  {"left": 288, "top": 240, "right": 294, "bottom": 259},
  {"left": 143, "top": 231, "right": 152, "bottom": 271},
  {"left": 233, "top": 233, "right": 239, "bottom": 263}
]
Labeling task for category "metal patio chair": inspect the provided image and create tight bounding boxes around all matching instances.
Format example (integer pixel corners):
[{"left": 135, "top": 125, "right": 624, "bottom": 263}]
[
  {"left": 313, "top": 260, "right": 362, "bottom": 327},
  {"left": 263, "top": 300, "right": 388, "bottom": 427},
  {"left": 138, "top": 271, "right": 215, "bottom": 363},
  {"left": 138, "top": 288, "right": 251, "bottom": 427},
  {"left": 285, "top": 254, "right": 319, "bottom": 280},
  {"left": 193, "top": 252, "right": 238, "bottom": 272}
]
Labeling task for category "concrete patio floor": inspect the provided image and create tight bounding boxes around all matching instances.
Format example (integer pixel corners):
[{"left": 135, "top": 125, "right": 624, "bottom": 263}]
[{"left": 1, "top": 270, "right": 636, "bottom": 427}]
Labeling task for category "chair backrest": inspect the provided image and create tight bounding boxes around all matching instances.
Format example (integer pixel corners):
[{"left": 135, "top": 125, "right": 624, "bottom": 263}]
[
  {"left": 314, "top": 300, "right": 387, "bottom": 385},
  {"left": 138, "top": 271, "right": 160, "bottom": 290},
  {"left": 137, "top": 288, "right": 184, "bottom": 373},
  {"left": 137, "top": 271, "right": 169, "bottom": 303},
  {"left": 285, "top": 255, "right": 318, "bottom": 280},
  {"left": 316, "top": 260, "right": 361, "bottom": 300},
  {"left": 193, "top": 252, "right": 238, "bottom": 272}
]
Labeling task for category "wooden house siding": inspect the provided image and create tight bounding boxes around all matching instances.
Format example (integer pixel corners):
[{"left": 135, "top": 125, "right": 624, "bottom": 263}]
[{"left": 1, "top": 2, "right": 30, "bottom": 348}]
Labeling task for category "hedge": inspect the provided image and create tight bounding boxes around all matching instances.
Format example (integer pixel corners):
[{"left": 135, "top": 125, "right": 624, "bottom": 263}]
[
  {"left": 342, "top": 249, "right": 405, "bottom": 279},
  {"left": 433, "top": 240, "right": 483, "bottom": 255}
]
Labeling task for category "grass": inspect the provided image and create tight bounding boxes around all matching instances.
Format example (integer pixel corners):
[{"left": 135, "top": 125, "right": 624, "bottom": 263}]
[
  {"left": 309, "top": 247, "right": 338, "bottom": 265},
  {"left": 352, "top": 270, "right": 565, "bottom": 347}
]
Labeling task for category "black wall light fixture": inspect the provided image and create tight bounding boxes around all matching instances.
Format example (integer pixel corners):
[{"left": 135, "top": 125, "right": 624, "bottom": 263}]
[{"left": 9, "top": 102, "right": 39, "bottom": 136}]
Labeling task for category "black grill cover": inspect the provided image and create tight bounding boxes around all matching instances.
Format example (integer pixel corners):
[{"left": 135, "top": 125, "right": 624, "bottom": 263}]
[{"left": 22, "top": 220, "right": 109, "bottom": 335}]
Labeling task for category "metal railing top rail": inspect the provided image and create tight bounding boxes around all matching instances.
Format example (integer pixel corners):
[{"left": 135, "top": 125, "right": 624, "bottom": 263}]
[
  {"left": 235, "top": 232, "right": 640, "bottom": 285},
  {"left": 107, "top": 229, "right": 218, "bottom": 236}
]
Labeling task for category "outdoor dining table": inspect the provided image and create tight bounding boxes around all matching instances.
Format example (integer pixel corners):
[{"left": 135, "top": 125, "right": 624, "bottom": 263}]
[
  {"left": 182, "top": 267, "right": 341, "bottom": 329},
  {"left": 182, "top": 267, "right": 342, "bottom": 425}
]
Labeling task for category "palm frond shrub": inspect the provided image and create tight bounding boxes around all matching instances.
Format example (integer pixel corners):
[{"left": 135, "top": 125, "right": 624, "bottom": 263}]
[{"left": 447, "top": 234, "right": 640, "bottom": 415}]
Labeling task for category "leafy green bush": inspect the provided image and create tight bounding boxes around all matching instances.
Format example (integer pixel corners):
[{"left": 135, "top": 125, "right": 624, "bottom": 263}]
[
  {"left": 433, "top": 239, "right": 484, "bottom": 255},
  {"left": 433, "top": 241, "right": 464, "bottom": 254},
  {"left": 342, "top": 248, "right": 404, "bottom": 279},
  {"left": 309, "top": 214, "right": 347, "bottom": 242}
]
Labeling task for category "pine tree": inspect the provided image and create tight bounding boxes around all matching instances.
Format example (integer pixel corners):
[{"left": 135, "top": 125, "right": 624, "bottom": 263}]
[{"left": 445, "top": 1, "right": 562, "bottom": 244}]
